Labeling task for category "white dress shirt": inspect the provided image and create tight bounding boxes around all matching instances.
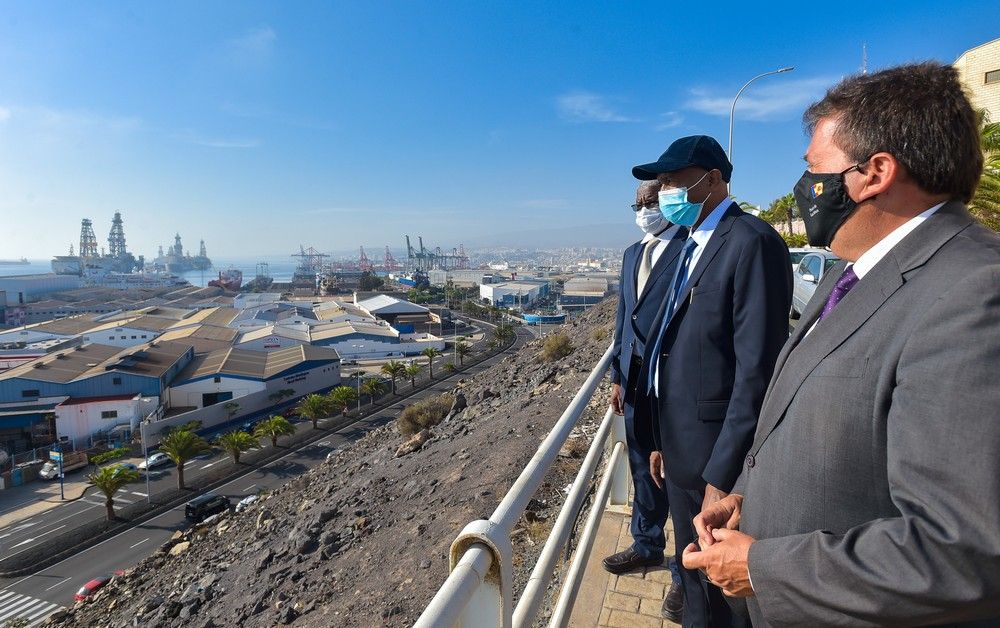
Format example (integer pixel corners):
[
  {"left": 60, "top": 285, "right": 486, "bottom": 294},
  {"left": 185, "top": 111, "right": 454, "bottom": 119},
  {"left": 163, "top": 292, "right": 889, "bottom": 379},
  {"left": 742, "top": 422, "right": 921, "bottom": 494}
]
[{"left": 641, "top": 223, "right": 682, "bottom": 270}]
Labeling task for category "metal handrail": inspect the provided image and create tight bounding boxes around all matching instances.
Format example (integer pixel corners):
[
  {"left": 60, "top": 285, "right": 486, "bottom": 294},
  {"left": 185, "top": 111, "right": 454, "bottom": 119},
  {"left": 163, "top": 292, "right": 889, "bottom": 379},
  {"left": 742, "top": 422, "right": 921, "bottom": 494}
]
[{"left": 414, "top": 343, "right": 630, "bottom": 628}]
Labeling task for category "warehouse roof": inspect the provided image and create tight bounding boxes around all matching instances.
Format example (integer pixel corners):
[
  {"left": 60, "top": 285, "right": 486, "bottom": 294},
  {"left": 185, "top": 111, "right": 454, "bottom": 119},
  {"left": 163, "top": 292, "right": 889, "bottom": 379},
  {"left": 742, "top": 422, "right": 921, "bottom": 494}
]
[
  {"left": 0, "top": 341, "right": 192, "bottom": 384},
  {"left": 175, "top": 344, "right": 340, "bottom": 382},
  {"left": 357, "top": 295, "right": 428, "bottom": 315}
]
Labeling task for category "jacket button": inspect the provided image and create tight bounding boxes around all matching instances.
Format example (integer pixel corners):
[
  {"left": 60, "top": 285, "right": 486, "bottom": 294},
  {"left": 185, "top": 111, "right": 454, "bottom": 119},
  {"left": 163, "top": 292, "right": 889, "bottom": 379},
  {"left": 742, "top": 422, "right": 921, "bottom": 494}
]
[
  {"left": 632, "top": 314, "right": 637, "bottom": 320},
  {"left": 745, "top": 454, "right": 756, "bottom": 468}
]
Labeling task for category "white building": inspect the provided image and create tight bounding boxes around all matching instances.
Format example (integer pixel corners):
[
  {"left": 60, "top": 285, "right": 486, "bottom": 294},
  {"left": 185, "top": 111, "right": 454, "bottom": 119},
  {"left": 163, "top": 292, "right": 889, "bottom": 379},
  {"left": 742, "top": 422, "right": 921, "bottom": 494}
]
[
  {"left": 480, "top": 282, "right": 542, "bottom": 307},
  {"left": 234, "top": 320, "right": 445, "bottom": 359},
  {"left": 167, "top": 344, "right": 342, "bottom": 410},
  {"left": 53, "top": 394, "right": 158, "bottom": 443}
]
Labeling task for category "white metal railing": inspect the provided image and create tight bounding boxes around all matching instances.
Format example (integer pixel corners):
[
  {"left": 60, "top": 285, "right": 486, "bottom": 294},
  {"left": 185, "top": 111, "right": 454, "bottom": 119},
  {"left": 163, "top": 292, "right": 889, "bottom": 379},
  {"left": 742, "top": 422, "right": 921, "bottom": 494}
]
[{"left": 414, "top": 344, "right": 631, "bottom": 628}]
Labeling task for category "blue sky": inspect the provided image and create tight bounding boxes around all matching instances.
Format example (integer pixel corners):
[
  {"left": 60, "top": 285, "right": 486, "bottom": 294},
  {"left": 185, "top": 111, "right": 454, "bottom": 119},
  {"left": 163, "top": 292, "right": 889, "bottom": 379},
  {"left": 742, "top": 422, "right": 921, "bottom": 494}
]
[{"left": 0, "top": 1, "right": 996, "bottom": 258}]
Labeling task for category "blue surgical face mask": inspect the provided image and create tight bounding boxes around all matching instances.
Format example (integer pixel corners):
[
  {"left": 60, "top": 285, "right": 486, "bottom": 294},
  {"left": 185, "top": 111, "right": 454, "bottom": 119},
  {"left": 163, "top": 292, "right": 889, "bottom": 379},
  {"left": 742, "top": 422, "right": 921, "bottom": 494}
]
[{"left": 658, "top": 171, "right": 710, "bottom": 227}]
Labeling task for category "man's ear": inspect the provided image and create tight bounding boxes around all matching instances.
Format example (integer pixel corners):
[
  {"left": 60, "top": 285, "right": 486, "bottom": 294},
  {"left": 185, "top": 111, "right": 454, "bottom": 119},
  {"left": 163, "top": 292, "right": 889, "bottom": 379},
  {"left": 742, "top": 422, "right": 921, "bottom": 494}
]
[{"left": 857, "top": 152, "right": 897, "bottom": 202}]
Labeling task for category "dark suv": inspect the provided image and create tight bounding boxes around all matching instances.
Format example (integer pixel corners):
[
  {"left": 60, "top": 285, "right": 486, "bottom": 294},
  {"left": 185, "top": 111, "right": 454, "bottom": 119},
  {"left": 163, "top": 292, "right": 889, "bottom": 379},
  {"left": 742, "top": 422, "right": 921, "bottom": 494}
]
[{"left": 184, "top": 494, "right": 232, "bottom": 523}]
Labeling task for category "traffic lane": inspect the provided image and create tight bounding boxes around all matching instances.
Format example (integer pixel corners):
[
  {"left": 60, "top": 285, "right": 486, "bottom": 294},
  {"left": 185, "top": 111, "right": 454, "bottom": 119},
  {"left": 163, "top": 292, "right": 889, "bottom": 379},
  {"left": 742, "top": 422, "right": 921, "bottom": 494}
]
[{"left": 3, "top": 437, "right": 344, "bottom": 607}]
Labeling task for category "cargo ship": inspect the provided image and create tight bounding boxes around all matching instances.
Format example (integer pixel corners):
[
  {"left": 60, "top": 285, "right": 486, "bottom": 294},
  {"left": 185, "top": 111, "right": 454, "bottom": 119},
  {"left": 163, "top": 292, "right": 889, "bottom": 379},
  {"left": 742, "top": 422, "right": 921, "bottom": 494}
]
[
  {"left": 208, "top": 268, "right": 243, "bottom": 292},
  {"left": 0, "top": 258, "right": 29, "bottom": 265}
]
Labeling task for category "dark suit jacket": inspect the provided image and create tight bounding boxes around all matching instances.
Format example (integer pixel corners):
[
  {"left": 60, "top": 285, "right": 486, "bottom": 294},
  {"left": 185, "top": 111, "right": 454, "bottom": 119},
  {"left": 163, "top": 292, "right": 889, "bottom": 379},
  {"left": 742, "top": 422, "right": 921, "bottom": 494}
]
[
  {"left": 739, "top": 202, "right": 1000, "bottom": 626},
  {"left": 640, "top": 202, "right": 792, "bottom": 492},
  {"left": 611, "top": 230, "right": 686, "bottom": 393}
]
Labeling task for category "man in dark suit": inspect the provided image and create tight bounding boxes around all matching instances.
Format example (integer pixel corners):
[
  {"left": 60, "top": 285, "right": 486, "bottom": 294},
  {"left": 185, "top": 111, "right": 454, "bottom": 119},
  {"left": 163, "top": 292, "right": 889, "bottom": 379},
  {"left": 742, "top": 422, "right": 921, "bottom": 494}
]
[
  {"left": 684, "top": 62, "right": 1000, "bottom": 626},
  {"left": 633, "top": 135, "right": 792, "bottom": 626},
  {"left": 606, "top": 180, "right": 686, "bottom": 619}
]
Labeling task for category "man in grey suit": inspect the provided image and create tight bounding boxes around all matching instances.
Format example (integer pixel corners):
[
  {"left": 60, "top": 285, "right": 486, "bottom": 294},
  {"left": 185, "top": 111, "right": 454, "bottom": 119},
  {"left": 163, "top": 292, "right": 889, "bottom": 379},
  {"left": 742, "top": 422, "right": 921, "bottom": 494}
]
[{"left": 683, "top": 62, "right": 1000, "bottom": 626}]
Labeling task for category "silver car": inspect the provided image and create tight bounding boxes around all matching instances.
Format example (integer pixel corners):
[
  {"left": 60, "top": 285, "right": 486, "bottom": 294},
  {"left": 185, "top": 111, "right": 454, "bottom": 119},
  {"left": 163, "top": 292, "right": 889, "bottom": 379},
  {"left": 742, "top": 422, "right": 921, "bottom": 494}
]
[{"left": 790, "top": 250, "right": 841, "bottom": 318}]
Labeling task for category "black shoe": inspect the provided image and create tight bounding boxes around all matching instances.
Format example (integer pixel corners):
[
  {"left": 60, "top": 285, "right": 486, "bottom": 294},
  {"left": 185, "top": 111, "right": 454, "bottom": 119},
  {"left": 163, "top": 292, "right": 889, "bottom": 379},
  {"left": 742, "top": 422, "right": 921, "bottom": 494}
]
[
  {"left": 661, "top": 580, "right": 683, "bottom": 622},
  {"left": 601, "top": 548, "right": 663, "bottom": 574}
]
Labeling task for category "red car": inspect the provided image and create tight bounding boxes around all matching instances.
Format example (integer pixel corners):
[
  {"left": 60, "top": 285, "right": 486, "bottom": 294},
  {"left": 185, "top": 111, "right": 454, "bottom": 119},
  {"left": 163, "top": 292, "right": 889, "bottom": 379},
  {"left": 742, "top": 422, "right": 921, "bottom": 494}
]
[{"left": 74, "top": 571, "right": 122, "bottom": 601}]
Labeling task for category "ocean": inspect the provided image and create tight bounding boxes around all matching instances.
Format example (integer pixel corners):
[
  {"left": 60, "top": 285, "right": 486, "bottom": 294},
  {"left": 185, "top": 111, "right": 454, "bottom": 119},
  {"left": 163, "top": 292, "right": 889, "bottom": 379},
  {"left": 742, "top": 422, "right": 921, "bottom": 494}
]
[{"left": 0, "top": 257, "right": 308, "bottom": 288}]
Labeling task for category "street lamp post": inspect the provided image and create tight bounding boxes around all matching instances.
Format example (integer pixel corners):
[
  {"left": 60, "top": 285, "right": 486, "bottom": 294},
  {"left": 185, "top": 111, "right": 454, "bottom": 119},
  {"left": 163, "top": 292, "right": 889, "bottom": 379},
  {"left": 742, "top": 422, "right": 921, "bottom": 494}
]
[
  {"left": 140, "top": 418, "right": 151, "bottom": 504},
  {"left": 727, "top": 67, "right": 795, "bottom": 167}
]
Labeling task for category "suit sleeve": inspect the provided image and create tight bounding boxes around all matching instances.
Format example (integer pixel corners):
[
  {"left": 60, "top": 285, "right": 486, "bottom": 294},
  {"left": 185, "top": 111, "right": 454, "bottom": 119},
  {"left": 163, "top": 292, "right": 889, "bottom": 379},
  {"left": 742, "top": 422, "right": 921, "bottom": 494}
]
[
  {"left": 748, "top": 265, "right": 1000, "bottom": 625},
  {"left": 702, "top": 231, "right": 791, "bottom": 492},
  {"left": 610, "top": 249, "right": 629, "bottom": 385}
]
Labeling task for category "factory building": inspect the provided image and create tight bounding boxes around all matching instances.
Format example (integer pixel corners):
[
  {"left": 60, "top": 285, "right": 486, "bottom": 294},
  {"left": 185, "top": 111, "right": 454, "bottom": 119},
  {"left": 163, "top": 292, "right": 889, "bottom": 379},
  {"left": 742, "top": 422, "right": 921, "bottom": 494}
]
[
  {"left": 0, "top": 274, "right": 84, "bottom": 307},
  {"left": 558, "top": 277, "right": 612, "bottom": 311},
  {"left": 355, "top": 295, "right": 433, "bottom": 331},
  {"left": 479, "top": 280, "right": 551, "bottom": 308},
  {"left": 234, "top": 320, "right": 445, "bottom": 359},
  {"left": 428, "top": 269, "right": 497, "bottom": 287}
]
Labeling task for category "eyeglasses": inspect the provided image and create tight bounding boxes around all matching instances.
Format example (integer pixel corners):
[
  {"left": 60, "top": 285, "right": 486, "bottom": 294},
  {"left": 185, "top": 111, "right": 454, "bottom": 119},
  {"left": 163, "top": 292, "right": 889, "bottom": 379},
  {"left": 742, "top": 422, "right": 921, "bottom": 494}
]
[{"left": 631, "top": 203, "right": 658, "bottom": 212}]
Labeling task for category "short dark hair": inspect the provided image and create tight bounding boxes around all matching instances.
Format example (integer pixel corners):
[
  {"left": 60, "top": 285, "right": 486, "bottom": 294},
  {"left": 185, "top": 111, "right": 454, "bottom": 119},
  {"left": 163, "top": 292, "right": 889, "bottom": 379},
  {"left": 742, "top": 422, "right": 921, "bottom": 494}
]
[{"left": 804, "top": 62, "right": 982, "bottom": 203}]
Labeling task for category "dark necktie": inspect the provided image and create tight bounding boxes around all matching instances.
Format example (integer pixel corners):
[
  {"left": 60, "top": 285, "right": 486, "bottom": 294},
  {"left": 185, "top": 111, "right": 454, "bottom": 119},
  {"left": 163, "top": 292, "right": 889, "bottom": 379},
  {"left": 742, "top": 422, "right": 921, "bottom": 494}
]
[
  {"left": 646, "top": 234, "right": 697, "bottom": 394},
  {"left": 818, "top": 266, "right": 859, "bottom": 321}
]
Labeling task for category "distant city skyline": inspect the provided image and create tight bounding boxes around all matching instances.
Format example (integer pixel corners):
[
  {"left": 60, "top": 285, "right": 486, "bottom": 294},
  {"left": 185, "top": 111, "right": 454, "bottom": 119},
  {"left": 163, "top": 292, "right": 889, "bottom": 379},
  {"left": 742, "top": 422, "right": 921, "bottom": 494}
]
[{"left": 0, "top": 2, "right": 996, "bottom": 257}]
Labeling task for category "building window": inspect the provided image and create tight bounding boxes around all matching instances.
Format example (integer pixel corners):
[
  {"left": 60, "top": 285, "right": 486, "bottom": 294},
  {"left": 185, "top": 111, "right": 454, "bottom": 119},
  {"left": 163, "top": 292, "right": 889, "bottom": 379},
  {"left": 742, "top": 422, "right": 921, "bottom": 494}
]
[
  {"left": 131, "top": 336, "right": 137, "bottom": 339},
  {"left": 101, "top": 410, "right": 118, "bottom": 419},
  {"left": 22, "top": 389, "right": 40, "bottom": 398},
  {"left": 113, "top": 377, "right": 122, "bottom": 385},
  {"left": 987, "top": 69, "right": 1000, "bottom": 85},
  {"left": 109, "top": 336, "right": 114, "bottom": 340},
  {"left": 214, "top": 376, "right": 221, "bottom": 383}
]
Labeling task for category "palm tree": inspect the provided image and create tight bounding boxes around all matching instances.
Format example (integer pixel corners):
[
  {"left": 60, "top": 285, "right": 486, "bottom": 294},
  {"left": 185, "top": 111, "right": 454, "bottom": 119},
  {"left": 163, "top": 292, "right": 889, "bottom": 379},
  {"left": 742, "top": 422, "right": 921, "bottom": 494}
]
[
  {"left": 296, "top": 393, "right": 332, "bottom": 429},
  {"left": 158, "top": 429, "right": 211, "bottom": 490},
  {"left": 88, "top": 465, "right": 140, "bottom": 521},
  {"left": 216, "top": 430, "right": 257, "bottom": 464},
  {"left": 455, "top": 340, "right": 471, "bottom": 366},
  {"left": 492, "top": 324, "right": 515, "bottom": 347},
  {"left": 404, "top": 363, "right": 422, "bottom": 388},
  {"left": 971, "top": 113, "right": 1000, "bottom": 231},
  {"left": 254, "top": 415, "right": 297, "bottom": 448},
  {"left": 421, "top": 347, "right": 442, "bottom": 378},
  {"left": 328, "top": 385, "right": 358, "bottom": 415},
  {"left": 380, "top": 360, "right": 407, "bottom": 394},
  {"left": 360, "top": 378, "right": 387, "bottom": 407}
]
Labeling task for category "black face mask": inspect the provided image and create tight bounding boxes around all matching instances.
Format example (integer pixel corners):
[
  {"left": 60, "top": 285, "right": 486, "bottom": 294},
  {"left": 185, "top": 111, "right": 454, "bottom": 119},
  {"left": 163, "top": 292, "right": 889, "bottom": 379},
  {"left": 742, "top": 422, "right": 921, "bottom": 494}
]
[{"left": 793, "top": 163, "right": 865, "bottom": 247}]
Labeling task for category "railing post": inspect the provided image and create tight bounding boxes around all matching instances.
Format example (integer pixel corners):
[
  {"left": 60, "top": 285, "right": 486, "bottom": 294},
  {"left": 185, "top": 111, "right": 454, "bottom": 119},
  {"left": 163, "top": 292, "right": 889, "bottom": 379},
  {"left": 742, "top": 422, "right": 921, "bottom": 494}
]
[
  {"left": 448, "top": 519, "right": 513, "bottom": 628},
  {"left": 608, "top": 411, "right": 629, "bottom": 506}
]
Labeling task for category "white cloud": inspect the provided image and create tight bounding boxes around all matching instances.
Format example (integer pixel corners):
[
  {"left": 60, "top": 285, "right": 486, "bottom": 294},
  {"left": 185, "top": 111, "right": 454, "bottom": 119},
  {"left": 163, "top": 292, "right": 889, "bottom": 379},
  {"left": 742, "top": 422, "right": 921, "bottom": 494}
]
[
  {"left": 685, "top": 77, "right": 835, "bottom": 121},
  {"left": 223, "top": 26, "right": 276, "bottom": 67},
  {"left": 0, "top": 107, "right": 10, "bottom": 123},
  {"left": 655, "top": 111, "right": 683, "bottom": 130},
  {"left": 555, "top": 91, "right": 634, "bottom": 123}
]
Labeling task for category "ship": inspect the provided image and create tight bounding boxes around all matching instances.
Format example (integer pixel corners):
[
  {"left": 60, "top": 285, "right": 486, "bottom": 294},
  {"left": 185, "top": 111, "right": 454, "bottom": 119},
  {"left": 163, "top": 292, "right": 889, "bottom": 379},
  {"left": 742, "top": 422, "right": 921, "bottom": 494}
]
[
  {"left": 0, "top": 258, "right": 29, "bottom": 265},
  {"left": 208, "top": 268, "right": 243, "bottom": 292},
  {"left": 152, "top": 234, "right": 212, "bottom": 273},
  {"left": 51, "top": 215, "right": 143, "bottom": 276}
]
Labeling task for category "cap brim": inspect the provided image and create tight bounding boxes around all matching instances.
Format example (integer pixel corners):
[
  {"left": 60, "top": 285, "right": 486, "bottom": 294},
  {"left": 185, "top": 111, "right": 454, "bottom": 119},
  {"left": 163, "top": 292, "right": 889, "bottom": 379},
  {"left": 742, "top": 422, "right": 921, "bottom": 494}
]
[{"left": 632, "top": 158, "right": 691, "bottom": 180}]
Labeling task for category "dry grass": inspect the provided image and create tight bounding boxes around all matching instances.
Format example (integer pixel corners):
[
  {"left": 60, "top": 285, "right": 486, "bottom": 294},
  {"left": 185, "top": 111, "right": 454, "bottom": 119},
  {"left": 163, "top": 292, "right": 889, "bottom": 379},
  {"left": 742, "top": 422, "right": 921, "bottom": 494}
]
[
  {"left": 540, "top": 332, "right": 574, "bottom": 363},
  {"left": 396, "top": 394, "right": 455, "bottom": 436}
]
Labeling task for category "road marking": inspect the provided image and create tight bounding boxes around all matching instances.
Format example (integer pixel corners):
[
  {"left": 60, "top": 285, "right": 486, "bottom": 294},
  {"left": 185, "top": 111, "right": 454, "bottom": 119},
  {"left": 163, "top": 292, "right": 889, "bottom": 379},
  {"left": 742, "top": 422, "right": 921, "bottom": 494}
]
[
  {"left": 43, "top": 576, "right": 71, "bottom": 592},
  {"left": 199, "top": 461, "right": 219, "bottom": 470},
  {"left": 0, "top": 590, "right": 60, "bottom": 626},
  {"left": 318, "top": 440, "right": 331, "bottom": 446},
  {"left": 114, "top": 496, "right": 133, "bottom": 504},
  {"left": 8, "top": 524, "right": 66, "bottom": 548},
  {"left": 243, "top": 484, "right": 256, "bottom": 492},
  {"left": 131, "top": 491, "right": 148, "bottom": 497},
  {"left": 129, "top": 537, "right": 150, "bottom": 549}
]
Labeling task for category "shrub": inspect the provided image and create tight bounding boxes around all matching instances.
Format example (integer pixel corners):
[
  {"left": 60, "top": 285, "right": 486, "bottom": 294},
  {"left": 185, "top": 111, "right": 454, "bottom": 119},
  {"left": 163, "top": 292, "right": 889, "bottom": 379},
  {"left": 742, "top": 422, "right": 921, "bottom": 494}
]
[
  {"left": 396, "top": 394, "right": 455, "bottom": 436},
  {"left": 91, "top": 446, "right": 129, "bottom": 466},
  {"left": 540, "top": 333, "right": 574, "bottom": 362},
  {"left": 592, "top": 327, "right": 609, "bottom": 342},
  {"left": 781, "top": 232, "right": 809, "bottom": 247}
]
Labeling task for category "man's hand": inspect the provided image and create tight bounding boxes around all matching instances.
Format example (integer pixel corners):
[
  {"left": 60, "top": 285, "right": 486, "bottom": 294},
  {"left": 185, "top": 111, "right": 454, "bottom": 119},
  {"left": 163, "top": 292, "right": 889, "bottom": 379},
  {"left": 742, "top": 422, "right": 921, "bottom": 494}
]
[
  {"left": 610, "top": 383, "right": 624, "bottom": 415},
  {"left": 649, "top": 451, "right": 665, "bottom": 489},
  {"left": 693, "top": 493, "right": 743, "bottom": 548},
  {"left": 682, "top": 528, "right": 755, "bottom": 598},
  {"left": 702, "top": 482, "right": 729, "bottom": 512}
]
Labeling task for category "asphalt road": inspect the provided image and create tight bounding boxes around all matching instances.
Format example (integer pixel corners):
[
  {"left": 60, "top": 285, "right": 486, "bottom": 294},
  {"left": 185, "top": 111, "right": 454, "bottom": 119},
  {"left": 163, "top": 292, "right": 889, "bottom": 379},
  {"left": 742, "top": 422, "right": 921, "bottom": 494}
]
[{"left": 0, "top": 321, "right": 530, "bottom": 626}]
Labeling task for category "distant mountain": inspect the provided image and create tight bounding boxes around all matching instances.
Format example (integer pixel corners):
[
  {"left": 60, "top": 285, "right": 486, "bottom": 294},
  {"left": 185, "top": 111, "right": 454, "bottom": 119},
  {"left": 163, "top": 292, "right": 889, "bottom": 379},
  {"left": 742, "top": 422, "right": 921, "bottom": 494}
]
[{"left": 463, "top": 222, "right": 638, "bottom": 250}]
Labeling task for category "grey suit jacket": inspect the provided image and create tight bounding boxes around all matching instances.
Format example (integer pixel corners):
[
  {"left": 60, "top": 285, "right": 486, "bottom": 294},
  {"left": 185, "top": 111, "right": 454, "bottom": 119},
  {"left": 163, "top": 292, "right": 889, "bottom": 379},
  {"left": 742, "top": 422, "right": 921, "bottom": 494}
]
[{"left": 738, "top": 202, "right": 1000, "bottom": 626}]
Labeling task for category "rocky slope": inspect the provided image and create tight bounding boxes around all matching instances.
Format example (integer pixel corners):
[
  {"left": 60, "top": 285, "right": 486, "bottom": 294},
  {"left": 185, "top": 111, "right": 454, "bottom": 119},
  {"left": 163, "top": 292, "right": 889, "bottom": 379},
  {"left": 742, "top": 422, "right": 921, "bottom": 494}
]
[{"left": 54, "top": 300, "right": 617, "bottom": 628}]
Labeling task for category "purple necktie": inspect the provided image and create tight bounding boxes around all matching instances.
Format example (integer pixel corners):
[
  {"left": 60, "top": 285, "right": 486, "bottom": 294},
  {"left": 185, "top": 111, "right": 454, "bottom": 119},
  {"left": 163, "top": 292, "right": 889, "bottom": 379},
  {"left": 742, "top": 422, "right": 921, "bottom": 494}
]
[{"left": 818, "top": 266, "right": 859, "bottom": 321}]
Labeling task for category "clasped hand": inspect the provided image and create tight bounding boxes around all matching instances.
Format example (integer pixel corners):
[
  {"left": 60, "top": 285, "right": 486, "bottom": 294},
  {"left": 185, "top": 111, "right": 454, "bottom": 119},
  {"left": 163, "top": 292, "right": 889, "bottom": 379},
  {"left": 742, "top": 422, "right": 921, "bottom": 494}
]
[{"left": 682, "top": 493, "right": 756, "bottom": 598}]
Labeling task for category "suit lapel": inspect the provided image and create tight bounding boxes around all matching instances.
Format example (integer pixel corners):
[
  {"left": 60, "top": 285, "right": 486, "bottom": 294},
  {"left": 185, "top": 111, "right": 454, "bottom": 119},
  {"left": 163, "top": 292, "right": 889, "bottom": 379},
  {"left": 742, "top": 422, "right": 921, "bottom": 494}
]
[
  {"left": 635, "top": 233, "right": 685, "bottom": 309},
  {"left": 751, "top": 202, "right": 975, "bottom": 452}
]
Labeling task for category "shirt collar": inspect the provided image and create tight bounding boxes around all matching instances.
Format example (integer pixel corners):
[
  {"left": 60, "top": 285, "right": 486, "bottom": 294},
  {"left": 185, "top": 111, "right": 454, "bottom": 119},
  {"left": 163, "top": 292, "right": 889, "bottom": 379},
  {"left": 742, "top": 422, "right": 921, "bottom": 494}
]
[
  {"left": 690, "top": 199, "right": 734, "bottom": 246},
  {"left": 849, "top": 201, "right": 945, "bottom": 279},
  {"left": 641, "top": 223, "right": 681, "bottom": 244}
]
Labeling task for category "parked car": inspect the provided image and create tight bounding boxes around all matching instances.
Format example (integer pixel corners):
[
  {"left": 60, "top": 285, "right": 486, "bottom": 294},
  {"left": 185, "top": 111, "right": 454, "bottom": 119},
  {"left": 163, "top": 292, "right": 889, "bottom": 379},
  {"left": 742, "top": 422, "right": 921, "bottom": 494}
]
[
  {"left": 788, "top": 247, "right": 813, "bottom": 270},
  {"left": 109, "top": 462, "right": 138, "bottom": 479},
  {"left": 184, "top": 493, "right": 232, "bottom": 523},
  {"left": 235, "top": 494, "right": 259, "bottom": 513},
  {"left": 137, "top": 452, "right": 172, "bottom": 471},
  {"left": 790, "top": 250, "right": 842, "bottom": 318},
  {"left": 73, "top": 572, "right": 121, "bottom": 601}
]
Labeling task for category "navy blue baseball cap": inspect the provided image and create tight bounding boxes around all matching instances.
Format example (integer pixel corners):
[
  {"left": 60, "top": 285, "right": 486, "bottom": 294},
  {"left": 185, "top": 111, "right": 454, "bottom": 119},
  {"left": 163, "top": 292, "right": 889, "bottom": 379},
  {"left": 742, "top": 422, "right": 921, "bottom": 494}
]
[{"left": 632, "top": 135, "right": 733, "bottom": 182}]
